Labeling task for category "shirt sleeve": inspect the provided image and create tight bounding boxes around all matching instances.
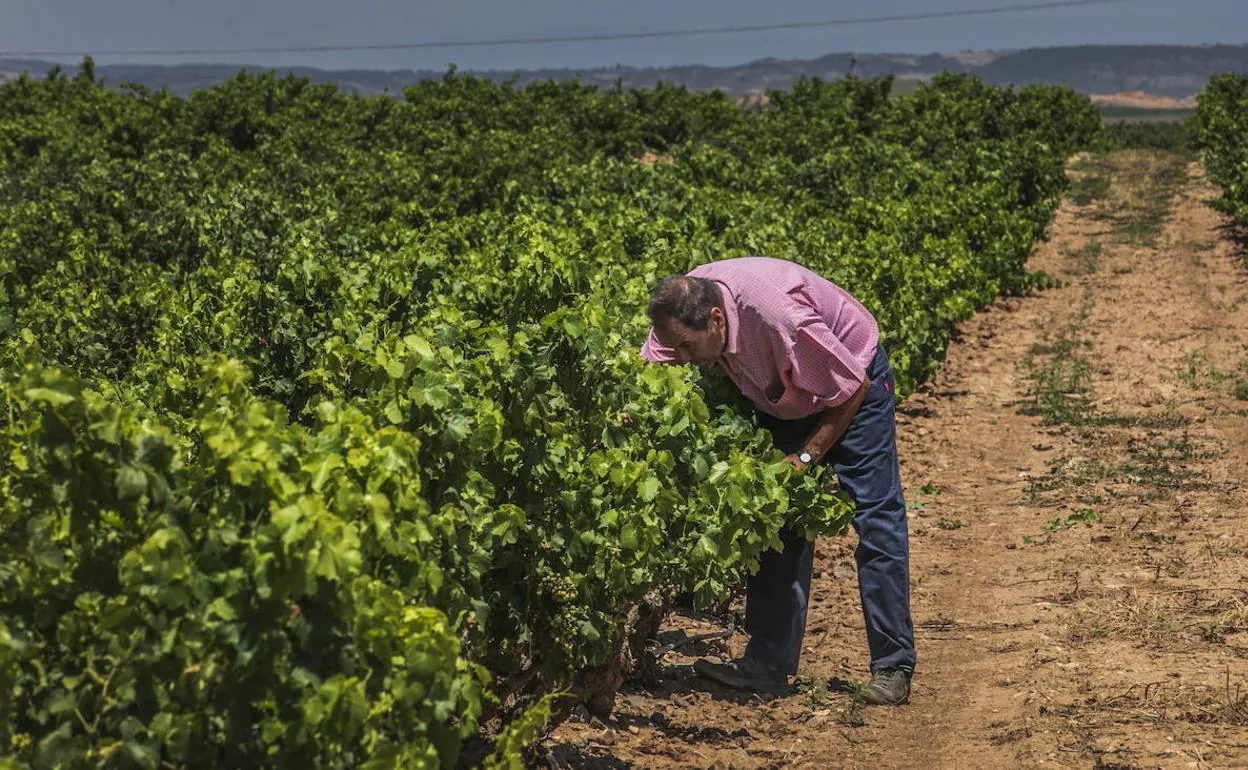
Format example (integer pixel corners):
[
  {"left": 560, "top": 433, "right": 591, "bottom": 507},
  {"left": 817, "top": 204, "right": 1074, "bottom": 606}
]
[
  {"left": 639, "top": 328, "right": 678, "bottom": 363},
  {"left": 788, "top": 319, "right": 868, "bottom": 408}
]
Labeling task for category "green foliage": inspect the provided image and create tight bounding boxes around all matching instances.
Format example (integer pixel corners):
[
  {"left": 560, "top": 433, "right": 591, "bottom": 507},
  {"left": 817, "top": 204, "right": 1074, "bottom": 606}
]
[
  {"left": 483, "top": 694, "right": 563, "bottom": 770},
  {"left": 1194, "top": 74, "right": 1248, "bottom": 227},
  {"left": 1105, "top": 119, "right": 1192, "bottom": 153},
  {"left": 0, "top": 65, "right": 1101, "bottom": 765},
  {"left": 1043, "top": 508, "right": 1102, "bottom": 531},
  {"left": 2, "top": 365, "right": 489, "bottom": 768}
]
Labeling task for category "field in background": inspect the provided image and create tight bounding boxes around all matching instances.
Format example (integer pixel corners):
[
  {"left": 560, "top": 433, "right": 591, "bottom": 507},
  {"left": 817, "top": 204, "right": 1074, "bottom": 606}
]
[{"left": 1099, "top": 105, "right": 1195, "bottom": 123}]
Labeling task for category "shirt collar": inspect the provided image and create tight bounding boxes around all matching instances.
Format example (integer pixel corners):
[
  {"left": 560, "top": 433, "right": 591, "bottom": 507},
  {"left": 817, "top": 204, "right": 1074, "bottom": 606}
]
[{"left": 715, "top": 280, "right": 741, "bottom": 357}]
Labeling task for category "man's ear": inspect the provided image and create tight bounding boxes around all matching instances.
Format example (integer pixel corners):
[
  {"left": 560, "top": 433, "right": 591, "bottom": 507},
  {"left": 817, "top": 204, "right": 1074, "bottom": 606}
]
[{"left": 709, "top": 306, "right": 725, "bottom": 329}]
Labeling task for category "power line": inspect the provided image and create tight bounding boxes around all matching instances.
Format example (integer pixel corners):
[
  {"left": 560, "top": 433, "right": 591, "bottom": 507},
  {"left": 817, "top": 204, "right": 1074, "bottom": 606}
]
[{"left": 1, "top": 0, "right": 1128, "bottom": 58}]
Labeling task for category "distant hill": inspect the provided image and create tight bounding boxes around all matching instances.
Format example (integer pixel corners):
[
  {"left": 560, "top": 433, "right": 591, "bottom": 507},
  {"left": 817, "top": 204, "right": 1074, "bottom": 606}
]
[{"left": 2, "top": 44, "right": 1246, "bottom": 99}]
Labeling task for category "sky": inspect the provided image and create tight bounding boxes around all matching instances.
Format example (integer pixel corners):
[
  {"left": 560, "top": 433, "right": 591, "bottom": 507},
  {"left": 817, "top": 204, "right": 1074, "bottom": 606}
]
[{"left": 0, "top": 0, "right": 1243, "bottom": 73}]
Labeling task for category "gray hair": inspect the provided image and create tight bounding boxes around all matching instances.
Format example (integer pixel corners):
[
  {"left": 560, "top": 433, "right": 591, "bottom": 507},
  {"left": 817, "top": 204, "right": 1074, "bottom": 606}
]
[{"left": 647, "top": 275, "right": 723, "bottom": 331}]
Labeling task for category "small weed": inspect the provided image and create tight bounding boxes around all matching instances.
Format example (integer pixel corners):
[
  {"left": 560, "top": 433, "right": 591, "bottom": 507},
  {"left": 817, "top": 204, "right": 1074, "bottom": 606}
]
[
  {"left": 793, "top": 674, "right": 836, "bottom": 707},
  {"left": 838, "top": 700, "right": 867, "bottom": 728},
  {"left": 1024, "top": 270, "right": 1066, "bottom": 291},
  {"left": 1118, "top": 213, "right": 1168, "bottom": 245},
  {"left": 935, "top": 518, "right": 965, "bottom": 530},
  {"left": 1020, "top": 342, "right": 1094, "bottom": 426},
  {"left": 1024, "top": 429, "right": 1212, "bottom": 505},
  {"left": 1061, "top": 241, "right": 1104, "bottom": 276},
  {"left": 1068, "top": 157, "right": 1113, "bottom": 206},
  {"left": 1023, "top": 455, "right": 1107, "bottom": 499},
  {"left": 1174, "top": 351, "right": 1226, "bottom": 388},
  {"left": 1081, "top": 150, "right": 1188, "bottom": 247},
  {"left": 1018, "top": 291, "right": 1096, "bottom": 426},
  {"left": 1043, "top": 508, "right": 1101, "bottom": 532},
  {"left": 1227, "top": 356, "right": 1248, "bottom": 400},
  {"left": 1090, "top": 411, "right": 1190, "bottom": 430},
  {"left": 793, "top": 675, "right": 869, "bottom": 726},
  {"left": 1116, "top": 434, "right": 1216, "bottom": 490},
  {"left": 1198, "top": 621, "right": 1224, "bottom": 644}
]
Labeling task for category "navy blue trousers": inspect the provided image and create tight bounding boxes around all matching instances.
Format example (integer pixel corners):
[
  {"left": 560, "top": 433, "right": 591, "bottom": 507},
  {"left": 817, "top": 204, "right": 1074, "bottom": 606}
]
[{"left": 744, "top": 345, "right": 916, "bottom": 675}]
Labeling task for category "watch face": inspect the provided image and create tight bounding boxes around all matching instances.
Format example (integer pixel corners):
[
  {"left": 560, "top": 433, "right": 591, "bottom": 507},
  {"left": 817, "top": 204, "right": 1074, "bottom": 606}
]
[{"left": 799, "top": 452, "right": 813, "bottom": 463}]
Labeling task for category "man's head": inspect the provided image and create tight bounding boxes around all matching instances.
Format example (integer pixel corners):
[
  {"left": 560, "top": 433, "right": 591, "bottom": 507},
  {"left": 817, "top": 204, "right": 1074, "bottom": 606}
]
[{"left": 647, "top": 275, "right": 728, "bottom": 368}]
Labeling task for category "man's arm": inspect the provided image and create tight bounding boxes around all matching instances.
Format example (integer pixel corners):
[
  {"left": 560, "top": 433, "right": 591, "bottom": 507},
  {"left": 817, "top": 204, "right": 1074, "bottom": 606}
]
[{"left": 785, "top": 376, "right": 871, "bottom": 473}]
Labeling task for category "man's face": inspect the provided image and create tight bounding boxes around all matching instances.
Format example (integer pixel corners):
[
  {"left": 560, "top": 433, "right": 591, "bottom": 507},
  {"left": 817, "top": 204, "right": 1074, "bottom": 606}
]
[{"left": 654, "top": 307, "right": 727, "bottom": 368}]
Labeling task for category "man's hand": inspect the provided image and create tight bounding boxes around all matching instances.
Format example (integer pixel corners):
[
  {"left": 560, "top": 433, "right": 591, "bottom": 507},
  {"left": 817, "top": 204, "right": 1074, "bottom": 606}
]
[
  {"left": 783, "top": 453, "right": 809, "bottom": 474},
  {"left": 783, "top": 453, "right": 843, "bottom": 493},
  {"left": 779, "top": 379, "right": 871, "bottom": 480}
]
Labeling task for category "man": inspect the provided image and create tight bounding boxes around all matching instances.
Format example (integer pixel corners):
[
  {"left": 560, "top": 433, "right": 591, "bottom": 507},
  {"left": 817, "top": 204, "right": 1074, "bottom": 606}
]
[{"left": 639, "top": 256, "right": 915, "bottom": 706}]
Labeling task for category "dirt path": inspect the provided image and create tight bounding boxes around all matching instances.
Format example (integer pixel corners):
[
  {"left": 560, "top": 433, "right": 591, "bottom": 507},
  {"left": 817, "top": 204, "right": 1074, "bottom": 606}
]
[{"left": 544, "top": 152, "right": 1248, "bottom": 769}]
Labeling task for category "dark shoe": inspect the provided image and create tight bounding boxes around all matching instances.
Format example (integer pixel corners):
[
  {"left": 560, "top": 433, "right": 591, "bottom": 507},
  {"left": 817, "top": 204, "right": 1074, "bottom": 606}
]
[
  {"left": 861, "top": 667, "right": 911, "bottom": 705},
  {"left": 693, "top": 657, "right": 788, "bottom": 692}
]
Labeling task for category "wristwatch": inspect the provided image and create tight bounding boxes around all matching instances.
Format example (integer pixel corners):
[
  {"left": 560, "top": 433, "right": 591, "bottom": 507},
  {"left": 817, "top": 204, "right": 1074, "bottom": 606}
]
[{"left": 798, "top": 450, "right": 814, "bottom": 465}]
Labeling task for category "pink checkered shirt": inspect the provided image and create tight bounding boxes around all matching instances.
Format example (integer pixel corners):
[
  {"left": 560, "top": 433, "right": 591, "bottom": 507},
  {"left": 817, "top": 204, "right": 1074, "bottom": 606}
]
[{"left": 640, "top": 257, "right": 879, "bottom": 419}]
